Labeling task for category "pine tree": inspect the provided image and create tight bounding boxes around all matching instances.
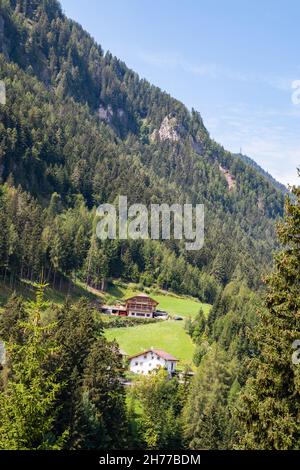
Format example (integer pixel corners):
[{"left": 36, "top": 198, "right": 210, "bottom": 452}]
[
  {"left": 133, "top": 369, "right": 183, "bottom": 449},
  {"left": 238, "top": 181, "right": 300, "bottom": 449},
  {"left": 80, "top": 340, "right": 128, "bottom": 449},
  {"left": 183, "top": 345, "right": 237, "bottom": 450},
  {"left": 0, "top": 284, "right": 67, "bottom": 450},
  {"left": 0, "top": 293, "right": 28, "bottom": 344}
]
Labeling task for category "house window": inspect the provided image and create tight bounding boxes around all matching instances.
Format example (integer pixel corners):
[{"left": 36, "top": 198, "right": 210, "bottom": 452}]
[
  {"left": 135, "top": 362, "right": 138, "bottom": 366},
  {"left": 144, "top": 355, "right": 147, "bottom": 359}
]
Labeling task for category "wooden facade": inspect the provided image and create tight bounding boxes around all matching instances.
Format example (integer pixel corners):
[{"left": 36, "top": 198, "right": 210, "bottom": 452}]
[
  {"left": 101, "top": 294, "right": 159, "bottom": 319},
  {"left": 126, "top": 294, "right": 158, "bottom": 319}
]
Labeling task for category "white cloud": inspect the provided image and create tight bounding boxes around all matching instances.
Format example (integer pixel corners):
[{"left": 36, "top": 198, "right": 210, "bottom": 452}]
[
  {"left": 206, "top": 104, "right": 300, "bottom": 186},
  {"left": 138, "top": 50, "right": 300, "bottom": 186},
  {"left": 138, "top": 50, "right": 294, "bottom": 91}
]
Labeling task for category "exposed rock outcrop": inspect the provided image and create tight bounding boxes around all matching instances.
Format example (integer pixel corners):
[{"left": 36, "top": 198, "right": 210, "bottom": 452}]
[
  {"left": 117, "top": 108, "right": 125, "bottom": 118},
  {"left": 150, "top": 115, "right": 181, "bottom": 143},
  {"left": 257, "top": 195, "right": 265, "bottom": 212},
  {"left": 99, "top": 104, "right": 113, "bottom": 123},
  {"left": 99, "top": 104, "right": 127, "bottom": 126},
  {"left": 219, "top": 165, "right": 236, "bottom": 191},
  {"left": 0, "top": 340, "right": 6, "bottom": 367}
]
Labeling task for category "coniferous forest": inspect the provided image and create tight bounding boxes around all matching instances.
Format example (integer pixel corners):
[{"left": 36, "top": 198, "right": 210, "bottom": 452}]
[{"left": 0, "top": 0, "right": 299, "bottom": 454}]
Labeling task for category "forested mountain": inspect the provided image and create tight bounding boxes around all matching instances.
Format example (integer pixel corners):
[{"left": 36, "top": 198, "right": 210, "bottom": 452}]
[
  {"left": 234, "top": 152, "right": 288, "bottom": 194},
  {"left": 0, "top": 0, "right": 299, "bottom": 453},
  {"left": 0, "top": 0, "right": 285, "bottom": 296}
]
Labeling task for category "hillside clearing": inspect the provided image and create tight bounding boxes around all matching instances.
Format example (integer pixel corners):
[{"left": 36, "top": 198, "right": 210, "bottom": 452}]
[
  {"left": 106, "top": 320, "right": 196, "bottom": 368},
  {"left": 103, "top": 281, "right": 210, "bottom": 319},
  {"left": 150, "top": 293, "right": 210, "bottom": 319}
]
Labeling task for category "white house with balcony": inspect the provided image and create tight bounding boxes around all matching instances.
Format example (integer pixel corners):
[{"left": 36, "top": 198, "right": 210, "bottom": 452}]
[{"left": 128, "top": 349, "right": 178, "bottom": 376}]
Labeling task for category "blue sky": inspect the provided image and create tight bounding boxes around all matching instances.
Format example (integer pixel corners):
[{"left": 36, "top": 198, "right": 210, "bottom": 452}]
[{"left": 61, "top": 0, "right": 300, "bottom": 186}]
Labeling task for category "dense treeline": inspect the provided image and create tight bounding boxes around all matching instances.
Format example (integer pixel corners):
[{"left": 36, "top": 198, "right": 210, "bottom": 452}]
[
  {"left": 184, "top": 182, "right": 300, "bottom": 449},
  {"left": 184, "top": 281, "right": 261, "bottom": 448},
  {"left": 0, "top": 0, "right": 285, "bottom": 294},
  {"left": 0, "top": 53, "right": 281, "bottom": 292},
  {"left": 237, "top": 183, "right": 300, "bottom": 449},
  {"left": 0, "top": 183, "right": 219, "bottom": 302},
  {"left": 0, "top": 0, "right": 298, "bottom": 451},
  {"left": 0, "top": 286, "right": 128, "bottom": 449},
  {"left": 0, "top": 182, "right": 298, "bottom": 450}
]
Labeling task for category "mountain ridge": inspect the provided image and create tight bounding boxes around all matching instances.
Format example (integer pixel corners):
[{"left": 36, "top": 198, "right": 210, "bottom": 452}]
[
  {"left": 0, "top": 0, "right": 285, "bottom": 292},
  {"left": 0, "top": 0, "right": 286, "bottom": 194},
  {"left": 233, "top": 152, "right": 288, "bottom": 193}
]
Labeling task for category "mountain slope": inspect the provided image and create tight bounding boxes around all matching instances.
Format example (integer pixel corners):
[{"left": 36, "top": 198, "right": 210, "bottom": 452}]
[
  {"left": 234, "top": 153, "right": 288, "bottom": 194},
  {"left": 0, "top": 0, "right": 285, "bottom": 293}
]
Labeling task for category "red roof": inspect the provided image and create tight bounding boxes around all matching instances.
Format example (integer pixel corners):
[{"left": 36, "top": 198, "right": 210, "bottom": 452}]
[{"left": 128, "top": 349, "right": 178, "bottom": 362}]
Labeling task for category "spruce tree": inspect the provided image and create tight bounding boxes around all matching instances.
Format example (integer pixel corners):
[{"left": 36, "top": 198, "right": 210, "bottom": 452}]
[
  {"left": 0, "top": 284, "right": 66, "bottom": 450},
  {"left": 80, "top": 340, "right": 128, "bottom": 449},
  {"left": 0, "top": 293, "right": 28, "bottom": 344},
  {"left": 53, "top": 299, "right": 97, "bottom": 444},
  {"left": 238, "top": 181, "right": 300, "bottom": 449},
  {"left": 184, "top": 345, "right": 237, "bottom": 450},
  {"left": 133, "top": 369, "right": 183, "bottom": 449}
]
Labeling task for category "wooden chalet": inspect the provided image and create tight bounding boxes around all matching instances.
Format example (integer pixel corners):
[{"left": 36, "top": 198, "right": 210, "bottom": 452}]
[
  {"left": 101, "top": 294, "right": 159, "bottom": 319},
  {"left": 125, "top": 294, "right": 158, "bottom": 319}
]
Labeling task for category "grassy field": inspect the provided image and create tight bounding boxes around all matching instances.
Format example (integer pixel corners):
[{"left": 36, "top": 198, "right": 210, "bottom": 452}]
[
  {"left": 106, "top": 320, "right": 196, "bottom": 368},
  {"left": 103, "top": 281, "right": 210, "bottom": 319},
  {"left": 104, "top": 282, "right": 212, "bottom": 369},
  {"left": 0, "top": 277, "right": 211, "bottom": 369},
  {"left": 150, "top": 293, "right": 210, "bottom": 319},
  {"left": 0, "top": 277, "right": 98, "bottom": 311}
]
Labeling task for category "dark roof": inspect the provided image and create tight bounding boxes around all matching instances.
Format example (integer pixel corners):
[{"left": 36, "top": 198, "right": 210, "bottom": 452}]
[{"left": 128, "top": 349, "right": 178, "bottom": 362}]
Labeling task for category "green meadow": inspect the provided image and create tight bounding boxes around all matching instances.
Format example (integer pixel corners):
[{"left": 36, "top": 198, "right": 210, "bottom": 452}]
[
  {"left": 105, "top": 285, "right": 212, "bottom": 368},
  {"left": 104, "top": 281, "right": 211, "bottom": 319},
  {"left": 150, "top": 293, "right": 211, "bottom": 319},
  {"left": 0, "top": 277, "right": 211, "bottom": 368},
  {"left": 105, "top": 320, "right": 196, "bottom": 368}
]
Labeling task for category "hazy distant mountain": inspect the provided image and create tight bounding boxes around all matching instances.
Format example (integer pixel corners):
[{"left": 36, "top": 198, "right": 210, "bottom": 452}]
[{"left": 234, "top": 153, "right": 288, "bottom": 194}]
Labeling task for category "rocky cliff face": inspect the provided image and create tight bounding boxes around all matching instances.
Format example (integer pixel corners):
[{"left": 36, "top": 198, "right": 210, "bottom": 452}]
[
  {"left": 99, "top": 104, "right": 127, "bottom": 128},
  {"left": 99, "top": 104, "right": 113, "bottom": 123},
  {"left": 219, "top": 165, "right": 236, "bottom": 191},
  {"left": 150, "top": 115, "right": 182, "bottom": 143}
]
